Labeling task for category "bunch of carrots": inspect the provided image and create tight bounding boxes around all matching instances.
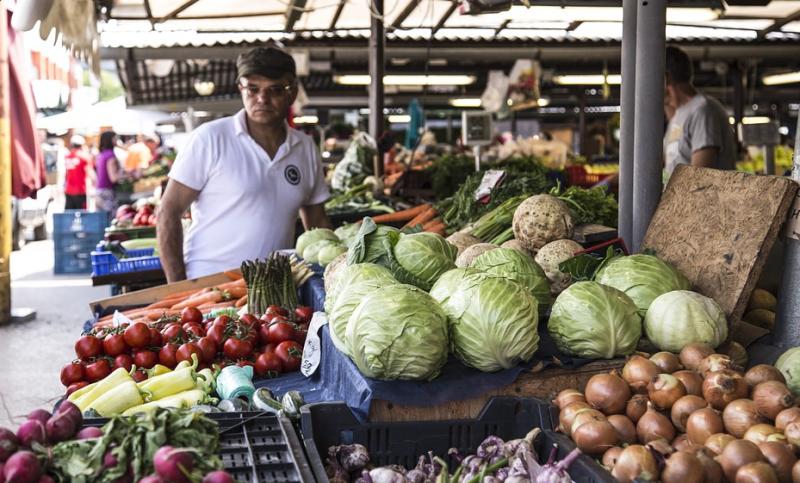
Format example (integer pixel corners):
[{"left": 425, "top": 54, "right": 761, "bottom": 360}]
[
  {"left": 94, "top": 272, "right": 247, "bottom": 329},
  {"left": 370, "top": 204, "right": 447, "bottom": 236}
]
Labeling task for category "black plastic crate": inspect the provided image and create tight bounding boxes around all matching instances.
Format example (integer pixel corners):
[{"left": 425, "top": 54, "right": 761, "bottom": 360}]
[
  {"left": 82, "top": 412, "right": 314, "bottom": 483},
  {"left": 301, "top": 396, "right": 614, "bottom": 483}
]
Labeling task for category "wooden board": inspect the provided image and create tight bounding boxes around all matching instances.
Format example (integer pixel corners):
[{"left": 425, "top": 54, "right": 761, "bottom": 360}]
[
  {"left": 642, "top": 165, "right": 797, "bottom": 324},
  {"left": 368, "top": 359, "right": 623, "bottom": 422}
]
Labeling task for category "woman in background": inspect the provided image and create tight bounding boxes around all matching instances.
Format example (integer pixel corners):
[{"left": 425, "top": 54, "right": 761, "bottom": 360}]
[{"left": 94, "top": 131, "right": 123, "bottom": 213}]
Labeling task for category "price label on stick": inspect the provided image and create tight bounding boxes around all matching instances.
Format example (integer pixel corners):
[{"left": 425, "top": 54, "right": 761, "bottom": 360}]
[{"left": 301, "top": 312, "right": 328, "bottom": 377}]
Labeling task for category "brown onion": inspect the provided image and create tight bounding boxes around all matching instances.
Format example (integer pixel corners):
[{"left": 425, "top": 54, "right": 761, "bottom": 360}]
[
  {"left": 626, "top": 394, "right": 649, "bottom": 423},
  {"left": 553, "top": 389, "right": 586, "bottom": 409},
  {"left": 783, "top": 422, "right": 800, "bottom": 449},
  {"left": 608, "top": 414, "right": 637, "bottom": 445},
  {"left": 612, "top": 445, "right": 659, "bottom": 483},
  {"left": 699, "top": 354, "right": 741, "bottom": 376},
  {"left": 721, "top": 341, "right": 749, "bottom": 368},
  {"left": 792, "top": 460, "right": 800, "bottom": 483},
  {"left": 649, "top": 374, "right": 688, "bottom": 410},
  {"left": 758, "top": 441, "right": 797, "bottom": 483},
  {"left": 689, "top": 447, "right": 724, "bottom": 483},
  {"left": 724, "top": 399, "right": 768, "bottom": 438},
  {"left": 718, "top": 439, "right": 766, "bottom": 482},
  {"left": 680, "top": 343, "right": 715, "bottom": 370},
  {"left": 672, "top": 395, "right": 709, "bottom": 432},
  {"left": 674, "top": 370, "right": 705, "bottom": 397},
  {"left": 647, "top": 438, "right": 676, "bottom": 456},
  {"left": 753, "top": 381, "right": 796, "bottom": 420},
  {"left": 746, "top": 365, "right": 787, "bottom": 388},
  {"left": 585, "top": 371, "right": 631, "bottom": 415},
  {"left": 602, "top": 446, "right": 623, "bottom": 470},
  {"left": 736, "top": 462, "right": 779, "bottom": 483},
  {"left": 662, "top": 451, "right": 705, "bottom": 483},
  {"left": 703, "top": 370, "right": 750, "bottom": 410},
  {"left": 686, "top": 407, "right": 724, "bottom": 445},
  {"left": 776, "top": 408, "right": 800, "bottom": 432},
  {"left": 572, "top": 419, "right": 620, "bottom": 455},
  {"left": 637, "top": 402, "right": 676, "bottom": 443},
  {"left": 570, "top": 409, "right": 607, "bottom": 435},
  {"left": 623, "top": 355, "right": 660, "bottom": 393},
  {"left": 651, "top": 351, "right": 683, "bottom": 373},
  {"left": 705, "top": 433, "right": 736, "bottom": 455},
  {"left": 745, "top": 424, "right": 782, "bottom": 445},
  {"left": 558, "top": 401, "right": 591, "bottom": 434},
  {"left": 673, "top": 434, "right": 692, "bottom": 451}
]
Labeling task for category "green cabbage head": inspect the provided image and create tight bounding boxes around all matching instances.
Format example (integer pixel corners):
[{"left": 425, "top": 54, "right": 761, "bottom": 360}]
[
  {"left": 335, "top": 223, "right": 361, "bottom": 248},
  {"left": 595, "top": 254, "right": 690, "bottom": 315},
  {"left": 430, "top": 269, "right": 540, "bottom": 372},
  {"left": 346, "top": 217, "right": 399, "bottom": 267},
  {"left": 776, "top": 348, "right": 800, "bottom": 396},
  {"left": 470, "top": 247, "right": 552, "bottom": 307},
  {"left": 644, "top": 290, "right": 727, "bottom": 352},
  {"left": 318, "top": 244, "right": 347, "bottom": 266},
  {"left": 385, "top": 232, "right": 457, "bottom": 290},
  {"left": 548, "top": 281, "right": 641, "bottom": 359},
  {"left": 296, "top": 228, "right": 339, "bottom": 256},
  {"left": 327, "top": 263, "right": 398, "bottom": 355},
  {"left": 346, "top": 284, "right": 449, "bottom": 380},
  {"left": 303, "top": 240, "right": 340, "bottom": 264}
]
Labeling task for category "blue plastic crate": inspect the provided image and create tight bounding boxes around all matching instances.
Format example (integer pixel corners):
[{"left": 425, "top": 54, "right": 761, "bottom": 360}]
[
  {"left": 54, "top": 251, "right": 93, "bottom": 274},
  {"left": 91, "top": 248, "right": 161, "bottom": 277},
  {"left": 54, "top": 211, "right": 109, "bottom": 235}
]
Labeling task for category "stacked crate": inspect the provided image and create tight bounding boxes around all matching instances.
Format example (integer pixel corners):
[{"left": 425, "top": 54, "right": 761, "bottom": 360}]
[{"left": 53, "top": 211, "right": 109, "bottom": 274}]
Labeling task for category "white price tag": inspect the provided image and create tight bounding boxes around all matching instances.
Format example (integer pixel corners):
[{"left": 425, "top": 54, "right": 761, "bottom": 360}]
[
  {"left": 301, "top": 312, "right": 328, "bottom": 377},
  {"left": 474, "top": 170, "right": 506, "bottom": 201},
  {"left": 112, "top": 310, "right": 135, "bottom": 327}
]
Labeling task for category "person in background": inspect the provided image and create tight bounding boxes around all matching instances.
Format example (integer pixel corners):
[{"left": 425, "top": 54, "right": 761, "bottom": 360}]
[
  {"left": 94, "top": 131, "right": 124, "bottom": 213},
  {"left": 125, "top": 134, "right": 155, "bottom": 172},
  {"left": 64, "top": 135, "right": 93, "bottom": 210},
  {"left": 158, "top": 46, "right": 332, "bottom": 282}
]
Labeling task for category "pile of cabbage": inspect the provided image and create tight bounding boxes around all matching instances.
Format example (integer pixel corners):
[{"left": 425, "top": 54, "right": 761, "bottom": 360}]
[{"left": 294, "top": 224, "right": 363, "bottom": 267}]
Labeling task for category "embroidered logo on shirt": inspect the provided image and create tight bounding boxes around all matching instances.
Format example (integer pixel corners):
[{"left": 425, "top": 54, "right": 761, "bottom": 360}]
[{"left": 285, "top": 165, "right": 301, "bottom": 185}]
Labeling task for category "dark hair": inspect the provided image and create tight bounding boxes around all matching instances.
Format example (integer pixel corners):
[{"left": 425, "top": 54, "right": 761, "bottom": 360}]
[
  {"left": 665, "top": 45, "right": 693, "bottom": 85},
  {"left": 99, "top": 131, "right": 117, "bottom": 151},
  {"left": 236, "top": 46, "right": 296, "bottom": 81}
]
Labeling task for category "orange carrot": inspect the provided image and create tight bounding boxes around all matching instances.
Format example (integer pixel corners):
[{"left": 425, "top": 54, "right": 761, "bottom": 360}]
[
  {"left": 198, "top": 301, "right": 236, "bottom": 311},
  {"left": 224, "top": 286, "right": 247, "bottom": 300},
  {"left": 171, "top": 291, "right": 223, "bottom": 310},
  {"left": 403, "top": 207, "right": 438, "bottom": 229},
  {"left": 215, "top": 279, "right": 247, "bottom": 291},
  {"left": 235, "top": 295, "right": 247, "bottom": 308},
  {"left": 425, "top": 221, "right": 447, "bottom": 236},
  {"left": 160, "top": 288, "right": 205, "bottom": 300},
  {"left": 145, "top": 296, "right": 187, "bottom": 310},
  {"left": 371, "top": 204, "right": 430, "bottom": 224},
  {"left": 223, "top": 270, "right": 243, "bottom": 281},
  {"left": 422, "top": 217, "right": 443, "bottom": 231}
]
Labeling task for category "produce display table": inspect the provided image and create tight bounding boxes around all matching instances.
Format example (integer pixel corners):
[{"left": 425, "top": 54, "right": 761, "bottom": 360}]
[{"left": 91, "top": 268, "right": 166, "bottom": 288}]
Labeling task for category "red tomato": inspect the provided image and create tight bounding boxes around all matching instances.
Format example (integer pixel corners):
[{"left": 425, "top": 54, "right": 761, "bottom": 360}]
[
  {"left": 261, "top": 343, "right": 276, "bottom": 355},
  {"left": 254, "top": 352, "right": 283, "bottom": 377},
  {"left": 237, "top": 359, "right": 255, "bottom": 368},
  {"left": 260, "top": 312, "right": 279, "bottom": 324},
  {"left": 223, "top": 338, "right": 253, "bottom": 359},
  {"left": 124, "top": 322, "right": 150, "bottom": 349},
  {"left": 60, "top": 362, "right": 84, "bottom": 386},
  {"left": 158, "top": 343, "right": 179, "bottom": 369},
  {"left": 148, "top": 328, "right": 163, "bottom": 347},
  {"left": 213, "top": 315, "right": 231, "bottom": 328},
  {"left": 161, "top": 323, "right": 184, "bottom": 341},
  {"left": 266, "top": 321, "right": 295, "bottom": 345},
  {"left": 75, "top": 335, "right": 103, "bottom": 359},
  {"left": 293, "top": 327, "right": 308, "bottom": 345},
  {"left": 242, "top": 326, "right": 258, "bottom": 344},
  {"left": 133, "top": 350, "right": 158, "bottom": 369},
  {"left": 239, "top": 314, "right": 260, "bottom": 330},
  {"left": 113, "top": 353, "right": 135, "bottom": 371},
  {"left": 183, "top": 323, "right": 205, "bottom": 338},
  {"left": 196, "top": 337, "right": 217, "bottom": 363},
  {"left": 176, "top": 342, "right": 202, "bottom": 363},
  {"left": 294, "top": 306, "right": 313, "bottom": 324},
  {"left": 207, "top": 325, "right": 227, "bottom": 346},
  {"left": 266, "top": 305, "right": 289, "bottom": 317},
  {"left": 66, "top": 381, "right": 89, "bottom": 395},
  {"left": 275, "top": 341, "right": 303, "bottom": 372},
  {"left": 181, "top": 307, "right": 204, "bottom": 324},
  {"left": 102, "top": 333, "right": 128, "bottom": 356},
  {"left": 132, "top": 369, "right": 148, "bottom": 382},
  {"left": 204, "top": 320, "right": 214, "bottom": 332},
  {"left": 85, "top": 359, "right": 112, "bottom": 382},
  {"left": 148, "top": 214, "right": 157, "bottom": 226}
]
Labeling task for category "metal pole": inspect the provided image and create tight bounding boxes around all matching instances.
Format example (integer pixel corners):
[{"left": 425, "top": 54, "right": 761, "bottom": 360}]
[
  {"left": 773, "top": 114, "right": 800, "bottom": 349},
  {"left": 0, "top": 3, "right": 11, "bottom": 324},
  {"left": 577, "top": 94, "right": 586, "bottom": 156},
  {"left": 368, "top": 0, "right": 385, "bottom": 177},
  {"left": 631, "top": 0, "right": 666, "bottom": 252},
  {"left": 732, "top": 63, "right": 744, "bottom": 142},
  {"left": 765, "top": 145, "right": 776, "bottom": 175},
  {"left": 618, "top": 0, "right": 637, "bottom": 247}
]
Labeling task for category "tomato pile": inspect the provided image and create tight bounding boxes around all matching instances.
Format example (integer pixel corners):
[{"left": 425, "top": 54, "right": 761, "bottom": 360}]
[{"left": 60, "top": 304, "right": 313, "bottom": 392}]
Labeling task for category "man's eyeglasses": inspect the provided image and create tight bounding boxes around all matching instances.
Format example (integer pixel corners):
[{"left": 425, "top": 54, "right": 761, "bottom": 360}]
[{"left": 239, "top": 81, "right": 292, "bottom": 99}]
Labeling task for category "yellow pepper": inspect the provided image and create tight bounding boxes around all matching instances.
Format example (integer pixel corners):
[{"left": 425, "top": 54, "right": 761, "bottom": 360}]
[
  {"left": 74, "top": 368, "right": 134, "bottom": 411},
  {"left": 121, "top": 389, "right": 207, "bottom": 416},
  {"left": 138, "top": 367, "right": 198, "bottom": 402},
  {"left": 86, "top": 380, "right": 144, "bottom": 417},
  {"left": 146, "top": 364, "right": 172, "bottom": 378},
  {"left": 67, "top": 381, "right": 98, "bottom": 402},
  {"left": 195, "top": 368, "right": 217, "bottom": 394}
]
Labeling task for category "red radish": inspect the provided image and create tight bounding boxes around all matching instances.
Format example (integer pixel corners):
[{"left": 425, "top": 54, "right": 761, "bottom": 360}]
[
  {"left": 76, "top": 427, "right": 103, "bottom": 440},
  {"left": 103, "top": 450, "right": 118, "bottom": 469},
  {"left": 16, "top": 420, "right": 46, "bottom": 448},
  {"left": 138, "top": 476, "right": 164, "bottom": 483},
  {"left": 45, "top": 412, "right": 77, "bottom": 443},
  {"left": 153, "top": 446, "right": 194, "bottom": 483},
  {"left": 3, "top": 451, "right": 42, "bottom": 483},
  {"left": 26, "top": 411, "right": 50, "bottom": 426},
  {"left": 55, "top": 402, "right": 82, "bottom": 430},
  {"left": 37, "top": 476, "right": 55, "bottom": 483},
  {"left": 202, "top": 470, "right": 235, "bottom": 483},
  {"left": 0, "top": 428, "right": 18, "bottom": 462}
]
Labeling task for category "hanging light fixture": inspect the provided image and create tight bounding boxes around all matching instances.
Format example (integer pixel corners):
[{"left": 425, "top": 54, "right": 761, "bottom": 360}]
[{"left": 193, "top": 80, "right": 215, "bottom": 96}]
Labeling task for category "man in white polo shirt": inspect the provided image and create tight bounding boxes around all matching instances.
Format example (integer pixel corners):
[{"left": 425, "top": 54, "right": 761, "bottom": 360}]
[{"left": 158, "top": 46, "right": 332, "bottom": 282}]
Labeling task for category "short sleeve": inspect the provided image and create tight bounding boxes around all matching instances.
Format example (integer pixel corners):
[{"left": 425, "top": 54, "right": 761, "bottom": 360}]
[
  {"left": 305, "top": 142, "right": 331, "bottom": 206},
  {"left": 687, "top": 103, "right": 725, "bottom": 154},
  {"left": 169, "top": 127, "right": 215, "bottom": 191}
]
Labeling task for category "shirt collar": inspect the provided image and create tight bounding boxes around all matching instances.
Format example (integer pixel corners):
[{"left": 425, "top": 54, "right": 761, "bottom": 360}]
[{"left": 234, "top": 109, "right": 300, "bottom": 148}]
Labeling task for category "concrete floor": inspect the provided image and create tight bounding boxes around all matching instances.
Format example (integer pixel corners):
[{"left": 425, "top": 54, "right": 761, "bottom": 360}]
[{"left": 0, "top": 240, "right": 109, "bottom": 429}]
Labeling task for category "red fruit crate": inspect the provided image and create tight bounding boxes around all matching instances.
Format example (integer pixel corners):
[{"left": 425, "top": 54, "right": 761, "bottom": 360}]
[{"left": 565, "top": 165, "right": 614, "bottom": 187}]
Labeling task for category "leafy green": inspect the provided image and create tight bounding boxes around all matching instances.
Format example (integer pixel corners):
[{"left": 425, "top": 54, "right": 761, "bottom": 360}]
[
  {"left": 552, "top": 185, "right": 619, "bottom": 228},
  {"left": 346, "top": 217, "right": 399, "bottom": 267},
  {"left": 384, "top": 232, "right": 457, "bottom": 291},
  {"left": 558, "top": 246, "right": 623, "bottom": 282},
  {"left": 425, "top": 154, "right": 477, "bottom": 199}
]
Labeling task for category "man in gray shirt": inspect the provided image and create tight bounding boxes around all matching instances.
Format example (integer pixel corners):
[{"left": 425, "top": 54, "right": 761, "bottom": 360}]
[{"left": 663, "top": 45, "right": 737, "bottom": 177}]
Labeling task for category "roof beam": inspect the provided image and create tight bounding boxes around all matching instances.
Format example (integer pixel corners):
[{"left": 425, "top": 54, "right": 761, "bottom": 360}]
[
  {"left": 143, "top": 0, "right": 154, "bottom": 26},
  {"left": 758, "top": 7, "right": 800, "bottom": 38},
  {"left": 285, "top": 0, "right": 308, "bottom": 32},
  {"left": 566, "top": 20, "right": 582, "bottom": 31},
  {"left": 432, "top": 1, "right": 458, "bottom": 35},
  {"left": 157, "top": 0, "right": 201, "bottom": 23},
  {"left": 495, "top": 19, "right": 511, "bottom": 35},
  {"left": 329, "top": 0, "right": 346, "bottom": 30},
  {"left": 391, "top": 0, "right": 420, "bottom": 30}
]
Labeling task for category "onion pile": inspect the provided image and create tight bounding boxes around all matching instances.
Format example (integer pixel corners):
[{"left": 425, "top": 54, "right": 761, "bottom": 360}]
[{"left": 553, "top": 345, "right": 800, "bottom": 482}]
